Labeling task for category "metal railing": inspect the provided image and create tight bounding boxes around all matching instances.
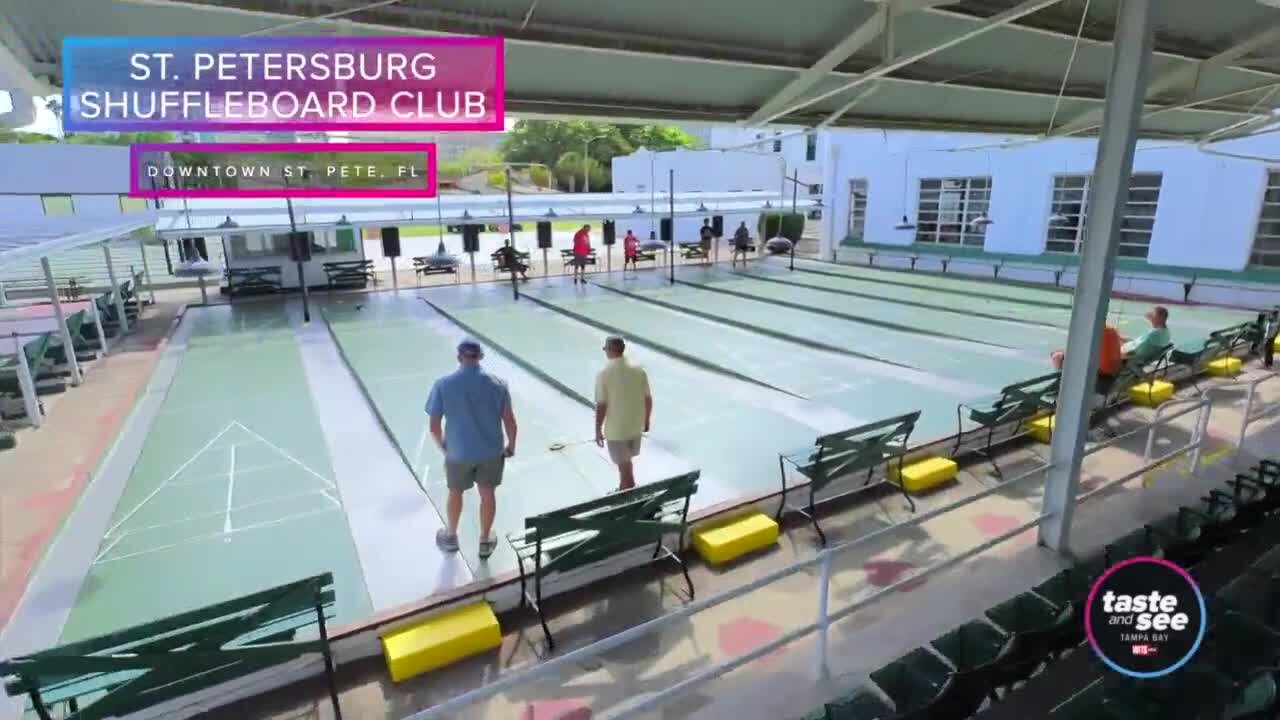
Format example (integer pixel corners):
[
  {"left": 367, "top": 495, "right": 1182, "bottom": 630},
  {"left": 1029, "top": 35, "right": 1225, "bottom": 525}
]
[
  {"left": 1202, "top": 371, "right": 1280, "bottom": 450},
  {"left": 404, "top": 393, "right": 1223, "bottom": 720}
]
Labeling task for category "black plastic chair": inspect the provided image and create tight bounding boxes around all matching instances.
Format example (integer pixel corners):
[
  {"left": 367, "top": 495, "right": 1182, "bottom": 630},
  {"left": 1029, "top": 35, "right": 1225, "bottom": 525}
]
[
  {"left": 826, "top": 685, "right": 895, "bottom": 720},
  {"left": 983, "top": 592, "right": 1070, "bottom": 697},
  {"left": 869, "top": 647, "right": 954, "bottom": 719}
]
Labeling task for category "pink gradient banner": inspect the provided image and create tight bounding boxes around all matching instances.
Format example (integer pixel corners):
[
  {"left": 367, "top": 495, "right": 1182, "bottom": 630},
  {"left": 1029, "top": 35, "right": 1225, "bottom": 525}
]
[
  {"left": 129, "top": 143, "right": 437, "bottom": 198},
  {"left": 65, "top": 37, "right": 503, "bottom": 131}
]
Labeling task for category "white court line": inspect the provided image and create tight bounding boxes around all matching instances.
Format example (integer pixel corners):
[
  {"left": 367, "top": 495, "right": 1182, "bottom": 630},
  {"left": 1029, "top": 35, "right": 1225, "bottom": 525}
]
[
  {"left": 94, "top": 506, "right": 342, "bottom": 566},
  {"left": 231, "top": 421, "right": 336, "bottom": 490},
  {"left": 100, "top": 489, "right": 336, "bottom": 537},
  {"left": 168, "top": 461, "right": 296, "bottom": 487},
  {"left": 94, "top": 534, "right": 127, "bottom": 564},
  {"left": 224, "top": 444, "right": 236, "bottom": 534},
  {"left": 319, "top": 489, "right": 341, "bottom": 507},
  {"left": 104, "top": 422, "right": 239, "bottom": 538},
  {"left": 368, "top": 370, "right": 434, "bottom": 384}
]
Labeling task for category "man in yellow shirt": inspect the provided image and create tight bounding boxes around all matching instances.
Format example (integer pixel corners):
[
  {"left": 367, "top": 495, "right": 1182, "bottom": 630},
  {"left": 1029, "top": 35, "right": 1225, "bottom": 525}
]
[{"left": 594, "top": 336, "right": 652, "bottom": 492}]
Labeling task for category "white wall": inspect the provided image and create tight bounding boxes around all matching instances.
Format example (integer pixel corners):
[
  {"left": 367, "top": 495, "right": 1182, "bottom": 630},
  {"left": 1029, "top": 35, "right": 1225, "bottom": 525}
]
[
  {"left": 821, "top": 130, "right": 1280, "bottom": 272},
  {"left": 0, "top": 144, "right": 130, "bottom": 194}
]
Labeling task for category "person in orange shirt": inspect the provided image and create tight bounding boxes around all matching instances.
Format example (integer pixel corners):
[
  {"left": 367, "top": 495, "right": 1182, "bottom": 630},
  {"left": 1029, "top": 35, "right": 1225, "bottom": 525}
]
[{"left": 1050, "top": 325, "right": 1122, "bottom": 381}]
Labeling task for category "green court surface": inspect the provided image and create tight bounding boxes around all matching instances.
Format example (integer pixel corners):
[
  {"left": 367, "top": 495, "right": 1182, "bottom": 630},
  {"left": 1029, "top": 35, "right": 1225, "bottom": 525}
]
[
  {"left": 323, "top": 297, "right": 621, "bottom": 575},
  {"left": 60, "top": 305, "right": 371, "bottom": 642},
  {"left": 48, "top": 257, "right": 1257, "bottom": 635}
]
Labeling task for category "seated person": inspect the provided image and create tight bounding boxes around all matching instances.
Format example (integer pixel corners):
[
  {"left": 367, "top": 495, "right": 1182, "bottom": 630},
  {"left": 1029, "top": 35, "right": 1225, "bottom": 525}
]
[
  {"left": 698, "top": 219, "right": 714, "bottom": 261},
  {"left": 1122, "top": 306, "right": 1171, "bottom": 366},
  {"left": 731, "top": 222, "right": 752, "bottom": 267},
  {"left": 493, "top": 240, "right": 528, "bottom": 281},
  {"left": 1050, "top": 324, "right": 1122, "bottom": 385}
]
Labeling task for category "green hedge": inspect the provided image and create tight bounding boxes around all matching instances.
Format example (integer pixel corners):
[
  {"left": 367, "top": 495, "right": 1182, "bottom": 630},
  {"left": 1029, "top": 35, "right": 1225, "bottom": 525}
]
[
  {"left": 487, "top": 170, "right": 508, "bottom": 188},
  {"left": 759, "top": 212, "right": 805, "bottom": 242}
]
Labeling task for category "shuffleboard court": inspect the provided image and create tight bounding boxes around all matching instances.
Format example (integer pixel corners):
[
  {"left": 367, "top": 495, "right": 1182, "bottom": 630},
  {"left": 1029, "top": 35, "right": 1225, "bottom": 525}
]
[
  {"left": 596, "top": 276, "right": 1051, "bottom": 392},
  {"left": 323, "top": 294, "right": 624, "bottom": 576},
  {"left": 523, "top": 283, "right": 992, "bottom": 441},
  {"left": 59, "top": 305, "right": 371, "bottom": 642},
  {"left": 791, "top": 258, "right": 1255, "bottom": 340},
  {"left": 427, "top": 285, "right": 839, "bottom": 505}
]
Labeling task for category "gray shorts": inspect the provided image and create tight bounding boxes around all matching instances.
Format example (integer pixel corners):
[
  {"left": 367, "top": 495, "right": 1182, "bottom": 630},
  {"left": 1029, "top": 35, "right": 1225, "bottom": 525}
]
[
  {"left": 445, "top": 456, "right": 505, "bottom": 491},
  {"left": 606, "top": 436, "right": 642, "bottom": 465}
]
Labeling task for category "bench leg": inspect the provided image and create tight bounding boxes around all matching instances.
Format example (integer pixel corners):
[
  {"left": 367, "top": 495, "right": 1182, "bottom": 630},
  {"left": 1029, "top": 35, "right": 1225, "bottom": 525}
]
[
  {"left": 894, "top": 456, "right": 916, "bottom": 513},
  {"left": 27, "top": 689, "right": 53, "bottom": 720},
  {"left": 775, "top": 456, "right": 788, "bottom": 522},
  {"left": 808, "top": 484, "right": 827, "bottom": 546},
  {"left": 315, "top": 594, "right": 343, "bottom": 720},
  {"left": 985, "top": 422, "right": 1004, "bottom": 479},
  {"left": 534, "top": 553, "right": 554, "bottom": 651}
]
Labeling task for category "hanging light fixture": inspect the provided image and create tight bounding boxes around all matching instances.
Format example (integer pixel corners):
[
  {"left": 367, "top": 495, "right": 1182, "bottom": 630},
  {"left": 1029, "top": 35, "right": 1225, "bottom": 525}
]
[
  {"left": 895, "top": 151, "right": 916, "bottom": 230},
  {"left": 1048, "top": 212, "right": 1070, "bottom": 225},
  {"left": 969, "top": 151, "right": 995, "bottom": 230},
  {"left": 545, "top": 208, "right": 558, "bottom": 217},
  {"left": 217, "top": 215, "right": 238, "bottom": 229},
  {"left": 335, "top": 214, "right": 350, "bottom": 226},
  {"left": 461, "top": 209, "right": 473, "bottom": 220},
  {"left": 696, "top": 201, "right": 709, "bottom": 212}
]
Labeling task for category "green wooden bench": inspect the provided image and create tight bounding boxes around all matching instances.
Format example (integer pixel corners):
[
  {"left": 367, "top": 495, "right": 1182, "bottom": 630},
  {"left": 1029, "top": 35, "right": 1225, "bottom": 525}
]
[
  {"left": 0, "top": 432, "right": 14, "bottom": 451},
  {"left": 0, "top": 333, "right": 64, "bottom": 398},
  {"left": 508, "top": 471, "right": 699, "bottom": 650},
  {"left": 953, "top": 372, "right": 1060, "bottom": 478},
  {"left": 1098, "top": 344, "right": 1173, "bottom": 407},
  {"left": 0, "top": 573, "right": 341, "bottom": 720},
  {"left": 45, "top": 310, "right": 100, "bottom": 365},
  {"left": 1169, "top": 321, "right": 1257, "bottom": 389},
  {"left": 778, "top": 411, "right": 920, "bottom": 543}
]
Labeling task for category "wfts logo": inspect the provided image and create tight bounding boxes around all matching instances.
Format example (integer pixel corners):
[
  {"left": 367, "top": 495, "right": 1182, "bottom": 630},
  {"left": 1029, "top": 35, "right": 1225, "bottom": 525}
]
[{"left": 1086, "top": 557, "right": 1205, "bottom": 679}]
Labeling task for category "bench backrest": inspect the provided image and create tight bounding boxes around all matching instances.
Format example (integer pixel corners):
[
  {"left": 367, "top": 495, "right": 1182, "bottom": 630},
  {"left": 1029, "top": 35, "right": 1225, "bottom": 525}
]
[
  {"left": 22, "top": 333, "right": 53, "bottom": 371},
  {"left": 972, "top": 372, "right": 1060, "bottom": 426},
  {"left": 64, "top": 310, "right": 86, "bottom": 340},
  {"left": 518, "top": 471, "right": 699, "bottom": 575},
  {"left": 1109, "top": 343, "right": 1173, "bottom": 397},
  {"left": 791, "top": 411, "right": 921, "bottom": 485},
  {"left": 0, "top": 573, "right": 334, "bottom": 718},
  {"left": 1172, "top": 322, "right": 1253, "bottom": 371}
]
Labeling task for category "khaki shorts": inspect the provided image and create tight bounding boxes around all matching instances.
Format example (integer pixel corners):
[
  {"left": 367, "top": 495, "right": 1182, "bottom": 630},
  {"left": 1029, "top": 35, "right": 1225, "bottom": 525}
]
[
  {"left": 445, "top": 456, "right": 505, "bottom": 491},
  {"left": 606, "top": 436, "right": 642, "bottom": 465}
]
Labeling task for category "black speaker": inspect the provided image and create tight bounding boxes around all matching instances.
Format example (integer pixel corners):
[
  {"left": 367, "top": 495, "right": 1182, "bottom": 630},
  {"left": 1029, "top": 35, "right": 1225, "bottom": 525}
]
[
  {"left": 288, "top": 231, "right": 312, "bottom": 262},
  {"left": 380, "top": 226, "right": 401, "bottom": 258},
  {"left": 462, "top": 224, "right": 482, "bottom": 253},
  {"left": 660, "top": 217, "right": 673, "bottom": 242},
  {"left": 712, "top": 215, "right": 724, "bottom": 237},
  {"left": 536, "top": 221, "right": 553, "bottom": 249},
  {"left": 602, "top": 220, "right": 616, "bottom": 246}
]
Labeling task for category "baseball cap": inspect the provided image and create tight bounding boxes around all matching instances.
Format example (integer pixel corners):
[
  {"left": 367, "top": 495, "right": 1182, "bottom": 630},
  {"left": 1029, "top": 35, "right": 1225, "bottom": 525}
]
[{"left": 457, "top": 339, "right": 484, "bottom": 357}]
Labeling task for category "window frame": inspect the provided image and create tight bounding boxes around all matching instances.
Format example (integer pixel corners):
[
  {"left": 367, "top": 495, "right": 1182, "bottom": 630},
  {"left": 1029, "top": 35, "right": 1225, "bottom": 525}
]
[
  {"left": 847, "top": 178, "right": 869, "bottom": 242},
  {"left": 913, "top": 176, "right": 992, "bottom": 248},
  {"left": 1250, "top": 169, "right": 1280, "bottom": 269},
  {"left": 1044, "top": 172, "right": 1162, "bottom": 260},
  {"left": 41, "top": 194, "right": 75, "bottom": 216},
  {"left": 118, "top": 194, "right": 150, "bottom": 213}
]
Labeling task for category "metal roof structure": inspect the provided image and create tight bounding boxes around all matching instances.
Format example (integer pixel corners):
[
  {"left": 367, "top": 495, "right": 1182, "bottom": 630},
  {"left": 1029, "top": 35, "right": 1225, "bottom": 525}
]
[
  {"left": 0, "top": 213, "right": 158, "bottom": 268},
  {"left": 2, "top": 0, "right": 1280, "bottom": 139},
  {"left": 155, "top": 190, "right": 816, "bottom": 235}
]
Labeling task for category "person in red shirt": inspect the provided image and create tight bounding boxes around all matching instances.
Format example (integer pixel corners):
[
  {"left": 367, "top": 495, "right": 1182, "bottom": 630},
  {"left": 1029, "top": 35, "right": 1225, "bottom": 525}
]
[
  {"left": 623, "top": 229, "right": 639, "bottom": 272},
  {"left": 1050, "top": 324, "right": 1122, "bottom": 385},
  {"left": 572, "top": 224, "right": 592, "bottom": 285}
]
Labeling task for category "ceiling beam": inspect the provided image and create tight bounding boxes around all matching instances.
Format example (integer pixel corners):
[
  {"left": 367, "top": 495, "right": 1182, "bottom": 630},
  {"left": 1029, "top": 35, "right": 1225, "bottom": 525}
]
[
  {"left": 817, "top": 85, "right": 880, "bottom": 128},
  {"left": 1048, "top": 23, "right": 1280, "bottom": 136},
  {"left": 925, "top": 4, "right": 1280, "bottom": 84},
  {"left": 756, "top": 0, "right": 1066, "bottom": 125},
  {"left": 741, "top": 5, "right": 887, "bottom": 126}
]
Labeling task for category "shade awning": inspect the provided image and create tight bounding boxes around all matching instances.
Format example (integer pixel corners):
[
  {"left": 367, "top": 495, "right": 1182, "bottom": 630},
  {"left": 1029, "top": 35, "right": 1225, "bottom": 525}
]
[{"left": 0, "top": 214, "right": 159, "bottom": 269}]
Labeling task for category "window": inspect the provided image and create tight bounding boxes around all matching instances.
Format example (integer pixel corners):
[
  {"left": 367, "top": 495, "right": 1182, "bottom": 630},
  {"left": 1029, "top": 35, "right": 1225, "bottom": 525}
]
[
  {"left": 808, "top": 184, "right": 823, "bottom": 196},
  {"left": 773, "top": 131, "right": 782, "bottom": 153},
  {"left": 335, "top": 227, "right": 358, "bottom": 253},
  {"left": 806, "top": 133, "right": 817, "bottom": 162},
  {"left": 1251, "top": 171, "right": 1280, "bottom": 268},
  {"left": 1045, "top": 172, "right": 1162, "bottom": 259},
  {"left": 915, "top": 177, "right": 992, "bottom": 247},
  {"left": 41, "top": 194, "right": 74, "bottom": 216},
  {"left": 848, "top": 179, "right": 869, "bottom": 242},
  {"left": 808, "top": 209, "right": 823, "bottom": 220},
  {"left": 118, "top": 195, "right": 149, "bottom": 213}
]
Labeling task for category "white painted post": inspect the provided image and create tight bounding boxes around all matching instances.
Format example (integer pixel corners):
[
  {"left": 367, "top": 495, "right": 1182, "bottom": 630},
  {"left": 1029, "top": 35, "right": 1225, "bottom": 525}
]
[
  {"left": 0, "top": 280, "right": 7, "bottom": 307},
  {"left": 13, "top": 333, "right": 41, "bottom": 427},
  {"left": 42, "top": 257, "right": 82, "bottom": 386},
  {"left": 814, "top": 550, "right": 833, "bottom": 677},
  {"left": 103, "top": 244, "right": 130, "bottom": 333},
  {"left": 390, "top": 256, "right": 399, "bottom": 291},
  {"left": 138, "top": 237, "right": 157, "bottom": 305},
  {"left": 89, "top": 294, "right": 108, "bottom": 354},
  {"left": 1190, "top": 401, "right": 1212, "bottom": 474},
  {"left": 130, "top": 267, "right": 144, "bottom": 317},
  {"left": 1238, "top": 382, "right": 1257, "bottom": 449}
]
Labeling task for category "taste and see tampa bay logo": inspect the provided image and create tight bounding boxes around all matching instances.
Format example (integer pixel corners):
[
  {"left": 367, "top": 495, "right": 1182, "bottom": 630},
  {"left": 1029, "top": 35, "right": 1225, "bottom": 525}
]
[{"left": 1085, "top": 556, "right": 1207, "bottom": 678}]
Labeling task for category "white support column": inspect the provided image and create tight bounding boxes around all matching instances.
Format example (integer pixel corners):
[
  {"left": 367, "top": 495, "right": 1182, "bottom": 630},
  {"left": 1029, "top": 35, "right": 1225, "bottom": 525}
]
[
  {"left": 1039, "top": 0, "right": 1156, "bottom": 552},
  {"left": 12, "top": 333, "right": 41, "bottom": 427},
  {"left": 89, "top": 293, "right": 108, "bottom": 354},
  {"left": 138, "top": 237, "right": 157, "bottom": 305},
  {"left": 103, "top": 244, "right": 130, "bottom": 333},
  {"left": 820, "top": 142, "right": 841, "bottom": 260},
  {"left": 42, "top": 257, "right": 82, "bottom": 386}
]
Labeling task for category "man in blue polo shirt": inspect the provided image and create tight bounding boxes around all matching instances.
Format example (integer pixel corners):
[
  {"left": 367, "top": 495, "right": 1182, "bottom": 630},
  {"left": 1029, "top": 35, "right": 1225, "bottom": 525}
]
[{"left": 426, "top": 339, "right": 518, "bottom": 560}]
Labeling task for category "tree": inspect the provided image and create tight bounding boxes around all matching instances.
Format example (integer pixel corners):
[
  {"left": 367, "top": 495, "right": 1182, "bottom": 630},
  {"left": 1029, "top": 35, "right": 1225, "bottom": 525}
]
[
  {"left": 501, "top": 119, "right": 697, "bottom": 191},
  {"left": 65, "top": 131, "right": 175, "bottom": 145},
  {"left": 0, "top": 129, "right": 57, "bottom": 144}
]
